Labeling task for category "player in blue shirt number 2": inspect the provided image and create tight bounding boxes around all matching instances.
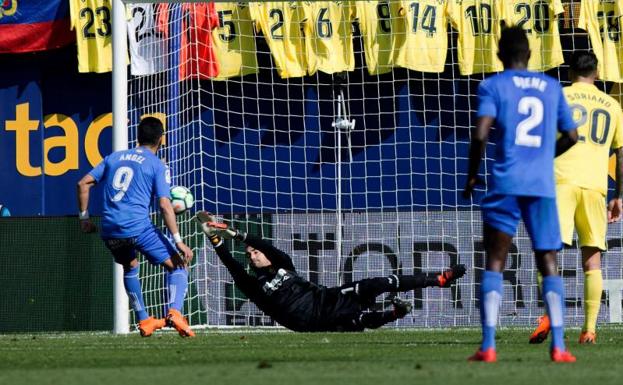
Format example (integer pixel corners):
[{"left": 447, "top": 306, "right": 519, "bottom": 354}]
[
  {"left": 77, "top": 117, "right": 194, "bottom": 337},
  {"left": 463, "top": 27, "right": 579, "bottom": 363}
]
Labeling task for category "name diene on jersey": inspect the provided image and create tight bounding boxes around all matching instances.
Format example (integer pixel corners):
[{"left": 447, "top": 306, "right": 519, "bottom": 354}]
[{"left": 512, "top": 76, "right": 548, "bottom": 91}]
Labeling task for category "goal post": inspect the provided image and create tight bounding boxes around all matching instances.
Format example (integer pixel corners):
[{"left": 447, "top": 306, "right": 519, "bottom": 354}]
[{"left": 113, "top": 0, "right": 623, "bottom": 332}]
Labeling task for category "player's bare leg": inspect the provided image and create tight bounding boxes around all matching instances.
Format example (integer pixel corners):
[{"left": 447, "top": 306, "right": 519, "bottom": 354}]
[
  {"left": 580, "top": 247, "right": 601, "bottom": 344},
  {"left": 469, "top": 226, "right": 511, "bottom": 363}
]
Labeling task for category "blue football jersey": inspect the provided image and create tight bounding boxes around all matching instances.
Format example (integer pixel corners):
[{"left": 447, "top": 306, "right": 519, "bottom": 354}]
[
  {"left": 477, "top": 69, "right": 576, "bottom": 198},
  {"left": 89, "top": 147, "right": 170, "bottom": 238}
]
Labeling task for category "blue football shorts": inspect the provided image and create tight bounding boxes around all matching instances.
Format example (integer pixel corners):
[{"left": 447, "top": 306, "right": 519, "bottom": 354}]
[
  {"left": 103, "top": 225, "right": 178, "bottom": 265},
  {"left": 481, "top": 193, "right": 562, "bottom": 251}
]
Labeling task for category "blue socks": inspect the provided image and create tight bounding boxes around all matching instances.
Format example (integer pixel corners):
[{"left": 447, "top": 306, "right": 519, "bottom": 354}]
[
  {"left": 167, "top": 268, "right": 188, "bottom": 312},
  {"left": 124, "top": 266, "right": 148, "bottom": 321},
  {"left": 480, "top": 270, "right": 503, "bottom": 351},
  {"left": 543, "top": 275, "right": 566, "bottom": 351}
]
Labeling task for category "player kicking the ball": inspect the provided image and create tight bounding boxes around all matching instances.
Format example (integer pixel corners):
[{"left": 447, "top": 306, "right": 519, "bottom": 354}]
[
  {"left": 77, "top": 117, "right": 194, "bottom": 337},
  {"left": 196, "top": 211, "right": 466, "bottom": 332},
  {"left": 463, "top": 27, "right": 578, "bottom": 362}
]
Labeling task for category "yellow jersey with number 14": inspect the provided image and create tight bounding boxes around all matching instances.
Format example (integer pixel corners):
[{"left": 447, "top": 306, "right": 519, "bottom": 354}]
[
  {"left": 395, "top": 0, "right": 450, "bottom": 73},
  {"left": 69, "top": 0, "right": 112, "bottom": 73},
  {"left": 556, "top": 82, "right": 623, "bottom": 196}
]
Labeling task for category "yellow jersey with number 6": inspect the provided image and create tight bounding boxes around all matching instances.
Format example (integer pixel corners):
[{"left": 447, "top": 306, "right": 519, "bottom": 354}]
[
  {"left": 302, "top": 1, "right": 357, "bottom": 75},
  {"left": 556, "top": 82, "right": 623, "bottom": 196},
  {"left": 69, "top": 0, "right": 112, "bottom": 73}
]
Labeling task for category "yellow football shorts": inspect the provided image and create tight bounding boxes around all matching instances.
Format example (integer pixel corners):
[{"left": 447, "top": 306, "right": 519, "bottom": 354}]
[{"left": 556, "top": 184, "right": 607, "bottom": 250}]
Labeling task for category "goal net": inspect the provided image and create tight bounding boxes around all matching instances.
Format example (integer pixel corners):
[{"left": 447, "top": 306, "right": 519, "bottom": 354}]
[{"left": 122, "top": 0, "right": 623, "bottom": 329}]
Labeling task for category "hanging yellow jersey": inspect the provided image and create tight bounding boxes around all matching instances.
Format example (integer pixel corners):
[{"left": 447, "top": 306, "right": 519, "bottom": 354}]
[
  {"left": 556, "top": 82, "right": 623, "bottom": 195},
  {"left": 578, "top": 0, "right": 622, "bottom": 82},
  {"left": 302, "top": 1, "right": 356, "bottom": 75},
  {"left": 249, "top": 1, "right": 307, "bottom": 78},
  {"left": 212, "top": 2, "right": 258, "bottom": 80},
  {"left": 395, "top": 0, "right": 450, "bottom": 73},
  {"left": 447, "top": 0, "right": 504, "bottom": 75},
  {"left": 69, "top": 0, "right": 112, "bottom": 73},
  {"left": 356, "top": 0, "right": 404, "bottom": 75},
  {"left": 501, "top": 0, "right": 564, "bottom": 71}
]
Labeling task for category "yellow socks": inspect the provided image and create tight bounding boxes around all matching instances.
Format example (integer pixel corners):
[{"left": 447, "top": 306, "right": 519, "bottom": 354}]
[{"left": 583, "top": 269, "right": 603, "bottom": 333}]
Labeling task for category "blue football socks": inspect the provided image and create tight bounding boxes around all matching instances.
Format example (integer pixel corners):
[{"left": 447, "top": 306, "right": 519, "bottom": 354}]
[
  {"left": 480, "top": 270, "right": 503, "bottom": 351},
  {"left": 124, "top": 266, "right": 148, "bottom": 321},
  {"left": 167, "top": 268, "right": 188, "bottom": 312},
  {"left": 543, "top": 275, "right": 566, "bottom": 351}
]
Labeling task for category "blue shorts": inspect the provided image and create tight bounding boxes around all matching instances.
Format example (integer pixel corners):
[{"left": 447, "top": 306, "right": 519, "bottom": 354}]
[
  {"left": 481, "top": 194, "right": 562, "bottom": 251},
  {"left": 103, "top": 225, "right": 178, "bottom": 265}
]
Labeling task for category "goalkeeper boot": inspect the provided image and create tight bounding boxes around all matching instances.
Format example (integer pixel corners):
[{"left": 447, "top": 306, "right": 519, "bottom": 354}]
[
  {"left": 529, "top": 315, "right": 550, "bottom": 344},
  {"left": 437, "top": 264, "right": 467, "bottom": 287},
  {"left": 166, "top": 309, "right": 195, "bottom": 337},
  {"left": 138, "top": 317, "right": 166, "bottom": 337},
  {"left": 468, "top": 348, "right": 497, "bottom": 363},
  {"left": 578, "top": 331, "right": 596, "bottom": 344},
  {"left": 551, "top": 348, "right": 577, "bottom": 363},
  {"left": 391, "top": 297, "right": 413, "bottom": 319}
]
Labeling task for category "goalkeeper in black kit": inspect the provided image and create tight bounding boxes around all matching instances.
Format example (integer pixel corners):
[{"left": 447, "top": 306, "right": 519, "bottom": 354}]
[{"left": 196, "top": 212, "right": 466, "bottom": 332}]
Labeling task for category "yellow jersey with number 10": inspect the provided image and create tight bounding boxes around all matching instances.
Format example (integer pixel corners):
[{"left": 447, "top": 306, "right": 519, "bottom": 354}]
[
  {"left": 69, "top": 0, "right": 112, "bottom": 73},
  {"left": 556, "top": 82, "right": 623, "bottom": 196},
  {"left": 447, "top": 0, "right": 504, "bottom": 75}
]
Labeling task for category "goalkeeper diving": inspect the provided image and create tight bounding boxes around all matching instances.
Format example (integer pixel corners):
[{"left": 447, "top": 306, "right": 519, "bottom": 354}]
[{"left": 196, "top": 212, "right": 466, "bottom": 332}]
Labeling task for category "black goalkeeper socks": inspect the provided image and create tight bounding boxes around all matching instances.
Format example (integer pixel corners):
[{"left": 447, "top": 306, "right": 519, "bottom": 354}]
[{"left": 359, "top": 311, "right": 398, "bottom": 329}]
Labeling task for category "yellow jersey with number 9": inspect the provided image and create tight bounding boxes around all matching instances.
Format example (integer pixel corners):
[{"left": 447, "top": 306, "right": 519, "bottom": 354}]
[
  {"left": 501, "top": 0, "right": 564, "bottom": 71},
  {"left": 395, "top": 0, "right": 450, "bottom": 73},
  {"left": 556, "top": 82, "right": 623, "bottom": 196},
  {"left": 69, "top": 0, "right": 112, "bottom": 73},
  {"left": 356, "top": 0, "right": 405, "bottom": 75}
]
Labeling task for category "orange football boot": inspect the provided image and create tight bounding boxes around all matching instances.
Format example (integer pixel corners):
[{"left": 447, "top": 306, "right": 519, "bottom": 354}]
[
  {"left": 551, "top": 348, "right": 577, "bottom": 363},
  {"left": 166, "top": 309, "right": 195, "bottom": 337},
  {"left": 468, "top": 348, "right": 497, "bottom": 362},
  {"left": 578, "top": 331, "right": 596, "bottom": 344},
  {"left": 529, "top": 315, "right": 550, "bottom": 344},
  {"left": 138, "top": 317, "right": 166, "bottom": 337}
]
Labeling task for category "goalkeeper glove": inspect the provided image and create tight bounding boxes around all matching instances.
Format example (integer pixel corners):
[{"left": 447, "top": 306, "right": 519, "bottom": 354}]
[{"left": 195, "top": 211, "right": 245, "bottom": 246}]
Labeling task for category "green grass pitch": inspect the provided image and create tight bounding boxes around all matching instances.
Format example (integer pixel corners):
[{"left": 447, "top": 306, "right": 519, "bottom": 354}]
[{"left": 1, "top": 327, "right": 621, "bottom": 385}]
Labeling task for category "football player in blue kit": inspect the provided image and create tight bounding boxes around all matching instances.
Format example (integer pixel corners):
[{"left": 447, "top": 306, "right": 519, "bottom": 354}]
[
  {"left": 77, "top": 117, "right": 194, "bottom": 337},
  {"left": 463, "top": 26, "right": 578, "bottom": 362}
]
